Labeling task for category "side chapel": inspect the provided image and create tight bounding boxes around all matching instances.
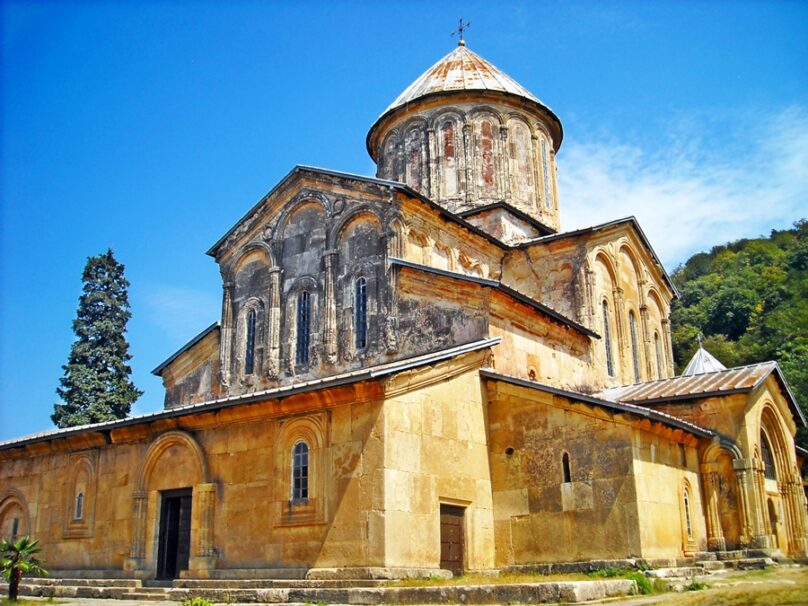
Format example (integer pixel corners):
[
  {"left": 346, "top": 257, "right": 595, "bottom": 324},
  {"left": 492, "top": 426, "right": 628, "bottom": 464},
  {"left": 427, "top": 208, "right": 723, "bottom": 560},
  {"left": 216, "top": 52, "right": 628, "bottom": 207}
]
[{"left": 2, "top": 41, "right": 807, "bottom": 580}]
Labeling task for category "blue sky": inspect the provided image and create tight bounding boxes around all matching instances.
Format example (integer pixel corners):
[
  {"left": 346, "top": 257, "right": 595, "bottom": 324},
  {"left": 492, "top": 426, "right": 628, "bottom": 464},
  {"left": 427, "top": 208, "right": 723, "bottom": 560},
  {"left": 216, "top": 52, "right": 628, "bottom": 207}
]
[{"left": 2, "top": 1, "right": 806, "bottom": 441}]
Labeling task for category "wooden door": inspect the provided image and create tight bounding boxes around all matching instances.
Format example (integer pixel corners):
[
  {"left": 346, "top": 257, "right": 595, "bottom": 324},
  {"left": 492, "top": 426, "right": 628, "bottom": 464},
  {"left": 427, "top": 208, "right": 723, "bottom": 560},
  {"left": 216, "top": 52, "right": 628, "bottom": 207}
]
[
  {"left": 440, "top": 504, "right": 465, "bottom": 574},
  {"left": 157, "top": 489, "right": 192, "bottom": 580}
]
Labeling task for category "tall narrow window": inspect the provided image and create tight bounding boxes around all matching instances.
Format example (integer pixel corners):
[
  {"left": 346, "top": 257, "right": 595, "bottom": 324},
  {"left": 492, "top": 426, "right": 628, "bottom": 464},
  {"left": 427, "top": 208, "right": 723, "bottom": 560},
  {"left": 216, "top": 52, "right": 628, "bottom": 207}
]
[
  {"left": 296, "top": 291, "right": 310, "bottom": 365},
  {"left": 292, "top": 441, "right": 309, "bottom": 501},
  {"left": 245, "top": 309, "right": 257, "bottom": 374},
  {"left": 761, "top": 434, "right": 776, "bottom": 480},
  {"left": 541, "top": 138, "right": 553, "bottom": 208},
  {"left": 602, "top": 301, "right": 614, "bottom": 376},
  {"left": 441, "top": 121, "right": 458, "bottom": 196},
  {"left": 562, "top": 452, "right": 571, "bottom": 483},
  {"left": 629, "top": 311, "right": 640, "bottom": 382},
  {"left": 355, "top": 277, "right": 368, "bottom": 349},
  {"left": 683, "top": 488, "right": 693, "bottom": 538},
  {"left": 74, "top": 491, "right": 84, "bottom": 520},
  {"left": 11, "top": 517, "right": 19, "bottom": 541},
  {"left": 654, "top": 332, "right": 663, "bottom": 379},
  {"left": 480, "top": 120, "right": 495, "bottom": 192}
]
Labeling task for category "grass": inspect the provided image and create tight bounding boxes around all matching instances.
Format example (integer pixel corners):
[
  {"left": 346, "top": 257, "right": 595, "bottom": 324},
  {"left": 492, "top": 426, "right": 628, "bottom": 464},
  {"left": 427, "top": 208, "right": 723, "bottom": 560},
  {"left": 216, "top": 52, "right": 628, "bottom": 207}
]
[{"left": 1, "top": 600, "right": 60, "bottom": 606}]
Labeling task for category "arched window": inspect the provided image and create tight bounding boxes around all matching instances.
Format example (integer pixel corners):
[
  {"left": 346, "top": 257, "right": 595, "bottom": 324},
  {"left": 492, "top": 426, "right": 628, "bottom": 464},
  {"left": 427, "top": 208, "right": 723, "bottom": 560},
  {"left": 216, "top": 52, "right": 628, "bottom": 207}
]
[
  {"left": 74, "top": 491, "right": 84, "bottom": 520},
  {"left": 629, "top": 311, "right": 640, "bottom": 382},
  {"left": 441, "top": 121, "right": 458, "bottom": 196},
  {"left": 602, "top": 301, "right": 615, "bottom": 377},
  {"left": 562, "top": 452, "right": 571, "bottom": 483},
  {"left": 292, "top": 441, "right": 309, "bottom": 501},
  {"left": 245, "top": 308, "right": 257, "bottom": 374},
  {"left": 480, "top": 120, "right": 495, "bottom": 192},
  {"left": 654, "top": 332, "right": 663, "bottom": 379},
  {"left": 355, "top": 277, "right": 368, "bottom": 349},
  {"left": 683, "top": 488, "right": 693, "bottom": 538},
  {"left": 541, "top": 137, "right": 553, "bottom": 208},
  {"left": 296, "top": 290, "right": 310, "bottom": 365},
  {"left": 761, "top": 433, "right": 776, "bottom": 480},
  {"left": 11, "top": 517, "right": 19, "bottom": 541}
]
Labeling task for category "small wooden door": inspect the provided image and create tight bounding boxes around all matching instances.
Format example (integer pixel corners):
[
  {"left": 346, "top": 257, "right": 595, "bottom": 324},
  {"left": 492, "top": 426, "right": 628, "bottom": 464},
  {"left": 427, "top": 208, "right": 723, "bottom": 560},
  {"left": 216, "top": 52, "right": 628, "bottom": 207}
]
[
  {"left": 440, "top": 504, "right": 465, "bottom": 574},
  {"left": 157, "top": 489, "right": 192, "bottom": 580}
]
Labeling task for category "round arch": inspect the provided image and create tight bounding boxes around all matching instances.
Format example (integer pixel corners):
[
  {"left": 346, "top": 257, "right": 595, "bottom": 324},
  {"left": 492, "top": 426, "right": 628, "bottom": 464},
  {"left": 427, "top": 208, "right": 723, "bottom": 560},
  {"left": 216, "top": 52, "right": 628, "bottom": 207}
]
[
  {"left": 136, "top": 430, "right": 210, "bottom": 492},
  {"left": 0, "top": 488, "right": 31, "bottom": 539}
]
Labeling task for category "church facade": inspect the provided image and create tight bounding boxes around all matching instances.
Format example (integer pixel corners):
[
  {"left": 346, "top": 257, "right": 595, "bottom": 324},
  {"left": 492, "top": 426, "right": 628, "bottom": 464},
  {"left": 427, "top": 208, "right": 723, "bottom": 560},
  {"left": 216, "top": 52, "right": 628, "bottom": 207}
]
[{"left": 2, "top": 43, "right": 807, "bottom": 580}]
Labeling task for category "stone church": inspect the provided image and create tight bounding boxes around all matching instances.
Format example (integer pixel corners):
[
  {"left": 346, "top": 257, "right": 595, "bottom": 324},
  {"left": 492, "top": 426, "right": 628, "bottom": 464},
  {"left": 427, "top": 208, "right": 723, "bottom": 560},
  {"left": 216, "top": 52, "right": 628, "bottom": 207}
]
[{"left": 2, "top": 42, "right": 807, "bottom": 581}]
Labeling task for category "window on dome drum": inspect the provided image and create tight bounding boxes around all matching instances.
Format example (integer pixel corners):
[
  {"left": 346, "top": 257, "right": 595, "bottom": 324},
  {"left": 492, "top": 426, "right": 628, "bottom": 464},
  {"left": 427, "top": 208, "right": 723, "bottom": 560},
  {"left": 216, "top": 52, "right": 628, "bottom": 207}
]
[
  {"left": 480, "top": 121, "right": 495, "bottom": 190},
  {"left": 296, "top": 291, "right": 310, "bottom": 365},
  {"left": 629, "top": 311, "right": 640, "bottom": 382},
  {"left": 654, "top": 332, "right": 663, "bottom": 379},
  {"left": 683, "top": 488, "right": 693, "bottom": 538},
  {"left": 562, "top": 452, "right": 571, "bottom": 483},
  {"left": 245, "top": 309, "right": 257, "bottom": 374},
  {"left": 355, "top": 277, "right": 367, "bottom": 349},
  {"left": 541, "top": 138, "right": 552, "bottom": 208},
  {"left": 74, "top": 491, "right": 84, "bottom": 520},
  {"left": 292, "top": 441, "right": 309, "bottom": 502},
  {"left": 602, "top": 301, "right": 614, "bottom": 376},
  {"left": 761, "top": 434, "right": 776, "bottom": 480}
]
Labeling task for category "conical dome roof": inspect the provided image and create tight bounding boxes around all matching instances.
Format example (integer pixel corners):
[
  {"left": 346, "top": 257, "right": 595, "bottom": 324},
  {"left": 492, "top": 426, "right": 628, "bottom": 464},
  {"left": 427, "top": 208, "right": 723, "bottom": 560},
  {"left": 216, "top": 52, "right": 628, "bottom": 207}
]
[
  {"left": 382, "top": 44, "right": 547, "bottom": 114},
  {"left": 682, "top": 345, "right": 727, "bottom": 376}
]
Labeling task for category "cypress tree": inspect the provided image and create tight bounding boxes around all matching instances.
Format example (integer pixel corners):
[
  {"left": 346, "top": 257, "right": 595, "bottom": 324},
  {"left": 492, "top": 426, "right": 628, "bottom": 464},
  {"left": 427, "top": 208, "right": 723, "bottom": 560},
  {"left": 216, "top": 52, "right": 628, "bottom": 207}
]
[{"left": 52, "top": 249, "right": 142, "bottom": 427}]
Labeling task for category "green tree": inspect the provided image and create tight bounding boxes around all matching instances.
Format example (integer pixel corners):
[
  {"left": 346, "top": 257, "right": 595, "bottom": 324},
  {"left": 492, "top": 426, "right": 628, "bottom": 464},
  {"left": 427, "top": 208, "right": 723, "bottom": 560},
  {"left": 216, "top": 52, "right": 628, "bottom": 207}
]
[
  {"left": 52, "top": 249, "right": 142, "bottom": 427},
  {"left": 670, "top": 220, "right": 808, "bottom": 448},
  {"left": 0, "top": 536, "right": 47, "bottom": 602}
]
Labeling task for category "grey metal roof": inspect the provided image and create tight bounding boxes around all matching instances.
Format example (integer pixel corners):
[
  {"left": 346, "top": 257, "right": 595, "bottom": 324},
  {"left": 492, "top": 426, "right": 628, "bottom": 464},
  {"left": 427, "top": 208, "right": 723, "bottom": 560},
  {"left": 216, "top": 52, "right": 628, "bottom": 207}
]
[
  {"left": 390, "top": 257, "right": 599, "bottom": 339},
  {"left": 152, "top": 322, "right": 220, "bottom": 376},
  {"left": 457, "top": 201, "right": 557, "bottom": 237},
  {"left": 480, "top": 369, "right": 715, "bottom": 438},
  {"left": 0, "top": 338, "right": 501, "bottom": 452},
  {"left": 682, "top": 346, "right": 727, "bottom": 376}
]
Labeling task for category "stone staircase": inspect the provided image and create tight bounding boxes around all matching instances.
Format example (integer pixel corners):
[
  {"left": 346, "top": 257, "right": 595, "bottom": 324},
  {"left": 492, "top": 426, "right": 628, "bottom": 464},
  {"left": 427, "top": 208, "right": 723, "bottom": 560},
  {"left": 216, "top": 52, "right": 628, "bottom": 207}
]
[
  {"left": 0, "top": 552, "right": 787, "bottom": 604},
  {"left": 643, "top": 549, "right": 786, "bottom": 591},
  {"left": 1, "top": 575, "right": 636, "bottom": 604}
]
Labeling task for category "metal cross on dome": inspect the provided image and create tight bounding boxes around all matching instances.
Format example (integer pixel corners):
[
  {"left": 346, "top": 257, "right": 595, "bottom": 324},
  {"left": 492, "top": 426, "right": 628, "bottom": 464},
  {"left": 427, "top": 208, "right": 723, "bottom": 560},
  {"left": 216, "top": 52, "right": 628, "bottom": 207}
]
[{"left": 452, "top": 18, "right": 471, "bottom": 46}]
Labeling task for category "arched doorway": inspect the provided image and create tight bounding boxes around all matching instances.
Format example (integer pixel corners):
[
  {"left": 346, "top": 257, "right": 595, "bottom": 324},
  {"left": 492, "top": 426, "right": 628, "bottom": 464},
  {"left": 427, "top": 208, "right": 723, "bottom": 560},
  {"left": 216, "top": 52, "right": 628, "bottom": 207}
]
[{"left": 125, "top": 431, "right": 217, "bottom": 579}]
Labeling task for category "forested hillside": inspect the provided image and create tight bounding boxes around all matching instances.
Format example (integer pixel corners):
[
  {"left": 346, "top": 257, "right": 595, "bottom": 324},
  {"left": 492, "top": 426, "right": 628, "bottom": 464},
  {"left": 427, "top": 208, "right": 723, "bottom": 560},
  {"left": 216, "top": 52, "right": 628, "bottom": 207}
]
[{"left": 670, "top": 220, "right": 808, "bottom": 445}]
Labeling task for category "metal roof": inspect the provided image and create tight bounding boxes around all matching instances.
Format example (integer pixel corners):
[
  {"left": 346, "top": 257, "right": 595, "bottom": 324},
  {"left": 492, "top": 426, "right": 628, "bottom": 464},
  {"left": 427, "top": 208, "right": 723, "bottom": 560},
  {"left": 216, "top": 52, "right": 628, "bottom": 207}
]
[
  {"left": 480, "top": 370, "right": 714, "bottom": 438},
  {"left": 384, "top": 45, "right": 544, "bottom": 114},
  {"left": 0, "top": 338, "right": 501, "bottom": 452},
  {"left": 598, "top": 362, "right": 777, "bottom": 404},
  {"left": 682, "top": 346, "right": 727, "bottom": 376}
]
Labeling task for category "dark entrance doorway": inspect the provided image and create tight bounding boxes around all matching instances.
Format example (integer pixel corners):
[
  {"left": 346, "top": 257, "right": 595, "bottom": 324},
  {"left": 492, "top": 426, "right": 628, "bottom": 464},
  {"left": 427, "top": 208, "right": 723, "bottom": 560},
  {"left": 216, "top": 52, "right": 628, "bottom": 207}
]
[
  {"left": 156, "top": 489, "right": 192, "bottom": 580},
  {"left": 439, "top": 504, "right": 465, "bottom": 574}
]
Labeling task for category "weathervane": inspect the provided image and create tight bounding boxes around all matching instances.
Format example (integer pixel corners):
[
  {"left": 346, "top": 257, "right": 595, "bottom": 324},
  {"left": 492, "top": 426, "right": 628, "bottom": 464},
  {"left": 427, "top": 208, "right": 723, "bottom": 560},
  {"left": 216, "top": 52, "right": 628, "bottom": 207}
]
[{"left": 452, "top": 18, "right": 471, "bottom": 46}]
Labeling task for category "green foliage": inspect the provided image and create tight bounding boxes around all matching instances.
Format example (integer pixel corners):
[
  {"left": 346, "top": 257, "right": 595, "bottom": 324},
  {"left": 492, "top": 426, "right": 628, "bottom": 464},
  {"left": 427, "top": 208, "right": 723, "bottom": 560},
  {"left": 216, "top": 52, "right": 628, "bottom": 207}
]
[
  {"left": 587, "top": 568, "right": 653, "bottom": 594},
  {"left": 685, "top": 580, "right": 708, "bottom": 591},
  {"left": 1, "top": 536, "right": 47, "bottom": 602},
  {"left": 181, "top": 598, "right": 215, "bottom": 606},
  {"left": 52, "top": 249, "right": 142, "bottom": 428},
  {"left": 671, "top": 220, "right": 808, "bottom": 448}
]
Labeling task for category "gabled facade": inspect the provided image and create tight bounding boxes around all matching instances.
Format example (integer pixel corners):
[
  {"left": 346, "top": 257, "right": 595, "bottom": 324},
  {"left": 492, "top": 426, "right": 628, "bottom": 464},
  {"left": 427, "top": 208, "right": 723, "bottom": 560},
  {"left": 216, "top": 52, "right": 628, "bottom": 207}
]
[{"left": 1, "top": 41, "right": 806, "bottom": 581}]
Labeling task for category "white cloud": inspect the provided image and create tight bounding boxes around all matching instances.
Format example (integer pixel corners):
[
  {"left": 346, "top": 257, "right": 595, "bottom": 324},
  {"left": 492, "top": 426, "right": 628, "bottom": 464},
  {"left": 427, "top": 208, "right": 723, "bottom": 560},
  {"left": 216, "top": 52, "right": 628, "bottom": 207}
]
[
  {"left": 558, "top": 105, "right": 808, "bottom": 269},
  {"left": 143, "top": 286, "right": 220, "bottom": 343}
]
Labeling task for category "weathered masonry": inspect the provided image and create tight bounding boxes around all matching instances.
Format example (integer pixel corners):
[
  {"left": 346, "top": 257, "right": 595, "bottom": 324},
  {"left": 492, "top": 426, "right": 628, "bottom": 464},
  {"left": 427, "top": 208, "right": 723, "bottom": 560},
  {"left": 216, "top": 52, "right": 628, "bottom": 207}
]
[{"left": 2, "top": 41, "right": 806, "bottom": 581}]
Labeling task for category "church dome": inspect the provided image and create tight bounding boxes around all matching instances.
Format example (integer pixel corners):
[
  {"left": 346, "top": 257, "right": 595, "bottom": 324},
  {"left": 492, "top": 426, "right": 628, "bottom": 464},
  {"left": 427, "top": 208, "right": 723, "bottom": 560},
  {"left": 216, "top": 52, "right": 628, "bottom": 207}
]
[{"left": 367, "top": 44, "right": 563, "bottom": 232}]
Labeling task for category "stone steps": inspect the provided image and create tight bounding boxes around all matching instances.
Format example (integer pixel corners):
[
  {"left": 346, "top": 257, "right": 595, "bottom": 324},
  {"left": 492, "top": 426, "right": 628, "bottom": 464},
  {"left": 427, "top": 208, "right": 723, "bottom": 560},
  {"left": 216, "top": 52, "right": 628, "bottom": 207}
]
[{"left": 1, "top": 578, "right": 637, "bottom": 604}]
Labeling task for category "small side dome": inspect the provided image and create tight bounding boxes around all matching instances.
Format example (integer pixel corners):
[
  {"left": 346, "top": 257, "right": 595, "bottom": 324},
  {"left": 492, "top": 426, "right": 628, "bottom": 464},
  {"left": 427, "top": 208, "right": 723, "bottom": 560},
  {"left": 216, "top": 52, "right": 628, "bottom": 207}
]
[
  {"left": 682, "top": 345, "right": 727, "bottom": 376},
  {"left": 367, "top": 44, "right": 563, "bottom": 232}
]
